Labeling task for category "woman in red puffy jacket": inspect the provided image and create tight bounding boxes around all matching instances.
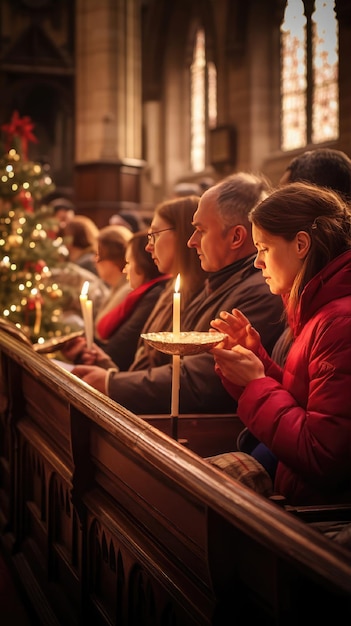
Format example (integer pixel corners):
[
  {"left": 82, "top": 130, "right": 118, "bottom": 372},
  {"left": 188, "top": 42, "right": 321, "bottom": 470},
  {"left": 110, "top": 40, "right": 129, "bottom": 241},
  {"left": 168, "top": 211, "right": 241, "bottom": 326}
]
[{"left": 211, "top": 182, "right": 351, "bottom": 505}]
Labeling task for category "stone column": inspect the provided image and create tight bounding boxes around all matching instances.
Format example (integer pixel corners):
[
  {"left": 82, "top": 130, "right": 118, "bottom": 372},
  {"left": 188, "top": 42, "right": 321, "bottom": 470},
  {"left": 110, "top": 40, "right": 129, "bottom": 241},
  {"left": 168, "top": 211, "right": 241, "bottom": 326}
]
[{"left": 74, "top": 0, "right": 144, "bottom": 224}]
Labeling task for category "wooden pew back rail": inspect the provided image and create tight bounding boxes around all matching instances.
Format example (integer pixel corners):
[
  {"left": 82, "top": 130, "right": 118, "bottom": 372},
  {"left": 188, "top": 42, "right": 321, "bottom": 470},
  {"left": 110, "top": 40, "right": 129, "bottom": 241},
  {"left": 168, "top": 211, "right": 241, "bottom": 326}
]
[{"left": 0, "top": 327, "right": 350, "bottom": 625}]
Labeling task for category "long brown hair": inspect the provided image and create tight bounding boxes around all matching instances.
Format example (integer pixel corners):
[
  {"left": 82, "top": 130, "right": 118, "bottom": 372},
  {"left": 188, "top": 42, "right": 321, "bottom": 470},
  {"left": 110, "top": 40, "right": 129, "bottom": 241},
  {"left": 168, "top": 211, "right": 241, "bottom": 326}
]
[
  {"left": 130, "top": 196, "right": 208, "bottom": 369},
  {"left": 249, "top": 181, "right": 351, "bottom": 314},
  {"left": 153, "top": 195, "right": 207, "bottom": 305}
]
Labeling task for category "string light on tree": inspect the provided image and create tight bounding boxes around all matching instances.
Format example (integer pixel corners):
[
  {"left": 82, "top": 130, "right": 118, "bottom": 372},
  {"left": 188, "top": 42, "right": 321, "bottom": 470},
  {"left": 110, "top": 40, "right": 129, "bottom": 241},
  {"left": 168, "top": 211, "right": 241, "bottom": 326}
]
[{"left": 0, "top": 111, "right": 79, "bottom": 341}]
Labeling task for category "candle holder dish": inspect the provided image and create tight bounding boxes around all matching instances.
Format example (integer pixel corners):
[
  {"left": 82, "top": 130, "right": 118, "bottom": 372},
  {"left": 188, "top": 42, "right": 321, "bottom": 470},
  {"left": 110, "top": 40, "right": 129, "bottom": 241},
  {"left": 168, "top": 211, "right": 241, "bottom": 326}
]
[{"left": 140, "top": 331, "right": 227, "bottom": 356}]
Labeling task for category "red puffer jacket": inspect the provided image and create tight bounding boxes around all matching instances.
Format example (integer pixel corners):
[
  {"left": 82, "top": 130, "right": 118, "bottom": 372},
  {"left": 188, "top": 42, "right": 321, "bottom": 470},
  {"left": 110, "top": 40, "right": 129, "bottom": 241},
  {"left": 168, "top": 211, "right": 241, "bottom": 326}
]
[{"left": 223, "top": 250, "right": 351, "bottom": 505}]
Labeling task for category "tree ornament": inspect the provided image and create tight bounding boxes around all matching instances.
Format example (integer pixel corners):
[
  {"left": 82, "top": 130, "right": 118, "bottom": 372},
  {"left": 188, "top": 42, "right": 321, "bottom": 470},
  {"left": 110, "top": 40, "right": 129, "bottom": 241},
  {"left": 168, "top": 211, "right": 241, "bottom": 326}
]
[
  {"left": 17, "top": 188, "right": 34, "bottom": 212},
  {"left": 0, "top": 112, "right": 80, "bottom": 341},
  {"left": 1, "top": 110, "right": 38, "bottom": 160}
]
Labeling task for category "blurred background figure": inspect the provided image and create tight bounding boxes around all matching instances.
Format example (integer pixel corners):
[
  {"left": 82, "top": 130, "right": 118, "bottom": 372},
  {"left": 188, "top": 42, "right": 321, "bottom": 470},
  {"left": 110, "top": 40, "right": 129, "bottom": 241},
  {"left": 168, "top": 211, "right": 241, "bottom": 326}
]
[
  {"left": 94, "top": 224, "right": 134, "bottom": 334},
  {"left": 63, "top": 215, "right": 100, "bottom": 275},
  {"left": 51, "top": 197, "right": 76, "bottom": 234},
  {"left": 279, "top": 148, "right": 351, "bottom": 201},
  {"left": 39, "top": 192, "right": 76, "bottom": 237},
  {"left": 109, "top": 209, "right": 147, "bottom": 233},
  {"left": 47, "top": 215, "right": 111, "bottom": 328},
  {"left": 48, "top": 254, "right": 110, "bottom": 331},
  {"left": 172, "top": 181, "right": 202, "bottom": 197},
  {"left": 172, "top": 177, "right": 215, "bottom": 198}
]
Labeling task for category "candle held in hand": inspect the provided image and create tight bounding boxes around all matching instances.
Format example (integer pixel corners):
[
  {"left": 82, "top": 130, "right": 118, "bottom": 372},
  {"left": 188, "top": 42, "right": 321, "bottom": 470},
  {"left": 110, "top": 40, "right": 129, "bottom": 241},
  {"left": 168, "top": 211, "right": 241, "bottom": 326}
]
[
  {"left": 79, "top": 281, "right": 89, "bottom": 312},
  {"left": 85, "top": 298, "right": 93, "bottom": 349},
  {"left": 80, "top": 281, "right": 93, "bottom": 349},
  {"left": 173, "top": 273, "right": 181, "bottom": 337},
  {"left": 31, "top": 288, "right": 42, "bottom": 335},
  {"left": 171, "top": 273, "right": 181, "bottom": 426}
]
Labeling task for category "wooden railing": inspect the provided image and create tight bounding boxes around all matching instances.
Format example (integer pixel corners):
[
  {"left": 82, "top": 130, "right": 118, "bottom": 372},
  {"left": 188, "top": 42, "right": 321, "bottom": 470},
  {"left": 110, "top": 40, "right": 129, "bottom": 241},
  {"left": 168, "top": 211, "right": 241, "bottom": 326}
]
[{"left": 0, "top": 326, "right": 350, "bottom": 625}]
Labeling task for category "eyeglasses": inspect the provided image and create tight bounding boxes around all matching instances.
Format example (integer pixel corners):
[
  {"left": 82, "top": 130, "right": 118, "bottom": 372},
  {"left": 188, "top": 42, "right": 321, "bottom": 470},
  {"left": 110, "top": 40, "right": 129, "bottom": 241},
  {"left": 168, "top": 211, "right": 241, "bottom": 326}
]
[{"left": 147, "top": 227, "right": 175, "bottom": 245}]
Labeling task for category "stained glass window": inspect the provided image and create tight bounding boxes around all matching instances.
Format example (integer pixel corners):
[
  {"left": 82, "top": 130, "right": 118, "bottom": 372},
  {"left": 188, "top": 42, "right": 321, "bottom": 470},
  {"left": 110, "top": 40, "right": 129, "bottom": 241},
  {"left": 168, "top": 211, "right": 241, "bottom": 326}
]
[
  {"left": 280, "top": 0, "right": 338, "bottom": 151},
  {"left": 312, "top": 0, "right": 338, "bottom": 143},
  {"left": 190, "top": 29, "right": 217, "bottom": 172}
]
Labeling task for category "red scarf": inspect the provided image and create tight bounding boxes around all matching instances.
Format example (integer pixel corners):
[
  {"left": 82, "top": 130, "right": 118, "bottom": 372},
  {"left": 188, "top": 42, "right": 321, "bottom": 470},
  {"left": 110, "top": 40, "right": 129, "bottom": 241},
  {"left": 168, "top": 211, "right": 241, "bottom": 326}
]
[{"left": 96, "top": 275, "right": 170, "bottom": 340}]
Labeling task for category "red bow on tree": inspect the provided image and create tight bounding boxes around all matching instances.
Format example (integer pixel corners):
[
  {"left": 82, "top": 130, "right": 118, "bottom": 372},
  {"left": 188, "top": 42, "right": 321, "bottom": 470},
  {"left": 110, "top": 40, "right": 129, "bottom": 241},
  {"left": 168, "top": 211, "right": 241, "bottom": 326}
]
[{"left": 1, "top": 110, "right": 38, "bottom": 160}]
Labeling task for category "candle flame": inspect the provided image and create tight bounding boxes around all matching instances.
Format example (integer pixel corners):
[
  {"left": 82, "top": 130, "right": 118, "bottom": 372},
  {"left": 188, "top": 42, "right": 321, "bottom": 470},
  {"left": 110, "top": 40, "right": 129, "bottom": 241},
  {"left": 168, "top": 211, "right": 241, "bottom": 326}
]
[
  {"left": 81, "top": 281, "right": 89, "bottom": 297},
  {"left": 175, "top": 274, "right": 180, "bottom": 293}
]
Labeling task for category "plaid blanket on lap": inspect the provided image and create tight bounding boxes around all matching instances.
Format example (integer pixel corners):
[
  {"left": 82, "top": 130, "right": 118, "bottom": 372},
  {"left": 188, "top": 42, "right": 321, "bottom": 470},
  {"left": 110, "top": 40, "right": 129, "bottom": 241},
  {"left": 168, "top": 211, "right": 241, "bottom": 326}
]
[{"left": 206, "top": 451, "right": 273, "bottom": 498}]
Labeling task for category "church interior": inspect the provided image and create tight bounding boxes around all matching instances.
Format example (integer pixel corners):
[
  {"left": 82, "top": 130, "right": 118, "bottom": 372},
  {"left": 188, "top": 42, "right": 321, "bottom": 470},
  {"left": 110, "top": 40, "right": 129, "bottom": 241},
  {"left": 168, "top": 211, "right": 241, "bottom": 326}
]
[
  {"left": 1, "top": 0, "right": 350, "bottom": 224},
  {"left": 0, "top": 1, "right": 351, "bottom": 624}
]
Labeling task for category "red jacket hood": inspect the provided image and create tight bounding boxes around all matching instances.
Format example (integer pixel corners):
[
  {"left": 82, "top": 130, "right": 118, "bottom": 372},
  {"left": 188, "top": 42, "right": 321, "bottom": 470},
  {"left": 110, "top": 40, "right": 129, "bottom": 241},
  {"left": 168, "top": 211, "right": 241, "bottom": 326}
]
[{"left": 288, "top": 250, "right": 351, "bottom": 336}]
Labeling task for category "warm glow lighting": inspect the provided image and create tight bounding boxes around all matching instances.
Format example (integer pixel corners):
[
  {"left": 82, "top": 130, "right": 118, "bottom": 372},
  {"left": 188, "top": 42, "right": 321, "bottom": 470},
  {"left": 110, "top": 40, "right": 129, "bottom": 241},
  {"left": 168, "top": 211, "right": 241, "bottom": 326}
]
[
  {"left": 32, "top": 288, "right": 42, "bottom": 335},
  {"left": 81, "top": 280, "right": 89, "bottom": 297},
  {"left": 171, "top": 274, "right": 181, "bottom": 421},
  {"left": 80, "top": 281, "right": 93, "bottom": 349},
  {"left": 172, "top": 274, "right": 181, "bottom": 336}
]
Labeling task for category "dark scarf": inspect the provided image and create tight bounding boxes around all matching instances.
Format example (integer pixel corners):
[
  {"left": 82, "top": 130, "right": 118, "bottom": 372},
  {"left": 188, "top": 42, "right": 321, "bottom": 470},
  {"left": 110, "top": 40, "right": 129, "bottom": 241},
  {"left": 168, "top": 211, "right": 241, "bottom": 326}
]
[{"left": 96, "top": 275, "right": 170, "bottom": 340}]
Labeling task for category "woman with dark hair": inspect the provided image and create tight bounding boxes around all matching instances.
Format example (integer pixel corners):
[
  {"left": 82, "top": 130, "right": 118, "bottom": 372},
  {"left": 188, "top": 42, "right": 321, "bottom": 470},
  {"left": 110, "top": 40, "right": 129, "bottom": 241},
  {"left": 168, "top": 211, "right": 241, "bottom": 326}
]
[
  {"left": 129, "top": 194, "right": 208, "bottom": 369},
  {"left": 63, "top": 230, "right": 168, "bottom": 371},
  {"left": 210, "top": 182, "right": 351, "bottom": 505},
  {"left": 63, "top": 196, "right": 207, "bottom": 371},
  {"left": 273, "top": 147, "right": 351, "bottom": 367}
]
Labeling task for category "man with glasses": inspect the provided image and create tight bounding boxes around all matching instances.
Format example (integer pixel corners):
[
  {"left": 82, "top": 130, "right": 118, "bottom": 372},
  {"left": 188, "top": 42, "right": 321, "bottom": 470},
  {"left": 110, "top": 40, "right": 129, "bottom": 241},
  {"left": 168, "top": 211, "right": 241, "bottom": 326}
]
[{"left": 72, "top": 173, "right": 285, "bottom": 416}]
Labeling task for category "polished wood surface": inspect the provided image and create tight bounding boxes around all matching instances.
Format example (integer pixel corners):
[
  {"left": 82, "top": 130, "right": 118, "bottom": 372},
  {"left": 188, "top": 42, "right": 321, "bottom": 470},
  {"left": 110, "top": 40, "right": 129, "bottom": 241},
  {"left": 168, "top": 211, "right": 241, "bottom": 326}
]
[{"left": 0, "top": 326, "right": 350, "bottom": 625}]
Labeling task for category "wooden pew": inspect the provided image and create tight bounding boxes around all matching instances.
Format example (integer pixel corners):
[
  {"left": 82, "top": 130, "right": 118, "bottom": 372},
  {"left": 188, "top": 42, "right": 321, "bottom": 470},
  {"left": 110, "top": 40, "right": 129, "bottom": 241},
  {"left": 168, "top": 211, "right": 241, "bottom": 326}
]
[
  {"left": 142, "top": 413, "right": 245, "bottom": 457},
  {"left": 0, "top": 326, "right": 350, "bottom": 625}
]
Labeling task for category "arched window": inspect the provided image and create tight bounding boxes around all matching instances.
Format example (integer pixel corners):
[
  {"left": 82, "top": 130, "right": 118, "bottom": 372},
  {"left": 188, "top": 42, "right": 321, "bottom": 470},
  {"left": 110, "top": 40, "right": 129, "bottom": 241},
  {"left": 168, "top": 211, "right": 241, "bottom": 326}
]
[
  {"left": 280, "top": 0, "right": 338, "bottom": 151},
  {"left": 190, "top": 28, "right": 217, "bottom": 172}
]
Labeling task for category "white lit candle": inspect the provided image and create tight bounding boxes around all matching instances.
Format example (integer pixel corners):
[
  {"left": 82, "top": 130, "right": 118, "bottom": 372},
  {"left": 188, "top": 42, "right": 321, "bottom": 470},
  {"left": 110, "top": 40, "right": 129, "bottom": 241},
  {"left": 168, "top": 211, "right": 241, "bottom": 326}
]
[
  {"left": 173, "top": 274, "right": 181, "bottom": 336},
  {"left": 79, "top": 280, "right": 89, "bottom": 315},
  {"left": 31, "top": 288, "right": 42, "bottom": 335},
  {"left": 85, "top": 298, "right": 93, "bottom": 349},
  {"left": 171, "top": 273, "right": 181, "bottom": 426},
  {"left": 80, "top": 281, "right": 93, "bottom": 349}
]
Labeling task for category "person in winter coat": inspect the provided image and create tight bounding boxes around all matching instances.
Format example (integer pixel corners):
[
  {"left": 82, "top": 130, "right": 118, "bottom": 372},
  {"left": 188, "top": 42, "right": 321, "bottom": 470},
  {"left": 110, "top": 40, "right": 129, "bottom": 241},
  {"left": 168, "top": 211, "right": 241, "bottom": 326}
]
[
  {"left": 63, "top": 231, "right": 170, "bottom": 371},
  {"left": 210, "top": 181, "right": 351, "bottom": 505},
  {"left": 71, "top": 173, "right": 285, "bottom": 416},
  {"left": 63, "top": 195, "right": 207, "bottom": 371},
  {"left": 272, "top": 147, "right": 351, "bottom": 367}
]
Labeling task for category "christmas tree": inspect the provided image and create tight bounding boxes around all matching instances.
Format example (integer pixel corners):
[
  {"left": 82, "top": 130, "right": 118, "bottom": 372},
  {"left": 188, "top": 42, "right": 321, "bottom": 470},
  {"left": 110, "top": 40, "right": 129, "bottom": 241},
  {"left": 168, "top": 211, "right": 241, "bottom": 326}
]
[{"left": 0, "top": 111, "right": 78, "bottom": 343}]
